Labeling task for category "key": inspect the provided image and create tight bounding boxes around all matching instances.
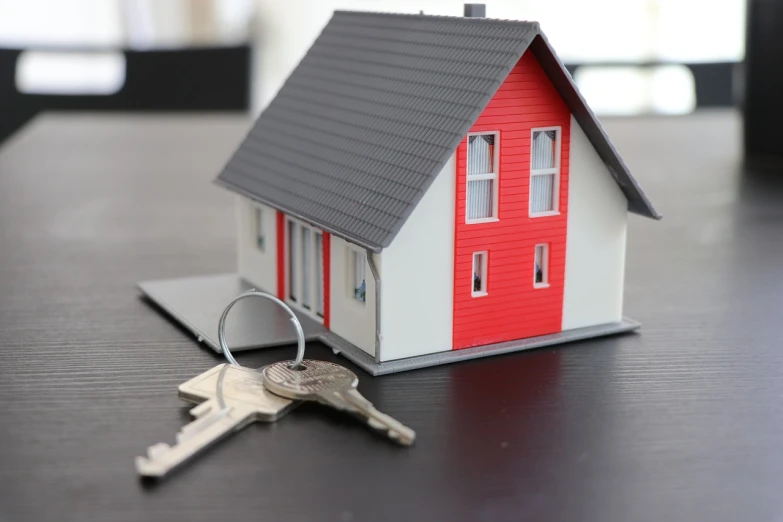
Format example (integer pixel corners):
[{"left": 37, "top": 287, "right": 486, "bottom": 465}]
[
  {"left": 136, "top": 363, "right": 298, "bottom": 477},
  {"left": 262, "top": 360, "right": 415, "bottom": 446}
]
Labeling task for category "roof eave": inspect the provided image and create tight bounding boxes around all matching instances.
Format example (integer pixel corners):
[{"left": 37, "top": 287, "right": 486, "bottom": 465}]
[
  {"left": 529, "top": 31, "right": 661, "bottom": 221},
  {"left": 213, "top": 178, "right": 386, "bottom": 253}
]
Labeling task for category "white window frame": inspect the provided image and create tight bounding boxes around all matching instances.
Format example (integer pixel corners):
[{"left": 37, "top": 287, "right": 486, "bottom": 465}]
[
  {"left": 533, "top": 243, "right": 550, "bottom": 288},
  {"left": 529, "top": 126, "right": 561, "bottom": 217},
  {"left": 471, "top": 251, "right": 488, "bottom": 297},
  {"left": 466, "top": 131, "right": 500, "bottom": 224},
  {"left": 254, "top": 206, "right": 265, "bottom": 251},
  {"left": 346, "top": 244, "right": 367, "bottom": 308},
  {"left": 285, "top": 216, "right": 324, "bottom": 322}
]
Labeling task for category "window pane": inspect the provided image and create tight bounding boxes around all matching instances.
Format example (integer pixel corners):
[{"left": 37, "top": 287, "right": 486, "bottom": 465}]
[
  {"left": 353, "top": 250, "right": 366, "bottom": 303},
  {"left": 315, "top": 233, "right": 324, "bottom": 316},
  {"left": 287, "top": 221, "right": 297, "bottom": 301},
  {"left": 301, "top": 227, "right": 311, "bottom": 309},
  {"left": 535, "top": 245, "right": 546, "bottom": 284},
  {"left": 473, "top": 253, "right": 482, "bottom": 292},
  {"left": 468, "top": 134, "right": 495, "bottom": 175},
  {"left": 255, "top": 208, "right": 265, "bottom": 250},
  {"left": 532, "top": 130, "right": 556, "bottom": 170},
  {"left": 467, "top": 179, "right": 493, "bottom": 220},
  {"left": 530, "top": 173, "right": 555, "bottom": 213}
]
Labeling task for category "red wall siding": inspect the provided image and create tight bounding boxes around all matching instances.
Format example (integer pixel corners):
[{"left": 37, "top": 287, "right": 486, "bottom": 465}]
[
  {"left": 452, "top": 48, "right": 571, "bottom": 349},
  {"left": 276, "top": 210, "right": 285, "bottom": 299}
]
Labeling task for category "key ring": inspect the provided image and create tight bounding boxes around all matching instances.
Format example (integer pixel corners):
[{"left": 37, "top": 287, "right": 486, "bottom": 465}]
[{"left": 217, "top": 289, "right": 306, "bottom": 370}]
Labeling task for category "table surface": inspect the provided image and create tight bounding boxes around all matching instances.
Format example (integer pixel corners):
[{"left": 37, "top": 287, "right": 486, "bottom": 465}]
[{"left": 1, "top": 111, "right": 782, "bottom": 522}]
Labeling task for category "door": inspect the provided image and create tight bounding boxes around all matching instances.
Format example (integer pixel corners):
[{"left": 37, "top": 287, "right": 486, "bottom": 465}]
[{"left": 285, "top": 217, "right": 325, "bottom": 321}]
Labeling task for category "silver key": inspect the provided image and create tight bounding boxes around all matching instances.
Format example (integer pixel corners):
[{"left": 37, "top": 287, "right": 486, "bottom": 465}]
[
  {"left": 136, "top": 364, "right": 298, "bottom": 477},
  {"left": 262, "top": 360, "right": 415, "bottom": 446}
]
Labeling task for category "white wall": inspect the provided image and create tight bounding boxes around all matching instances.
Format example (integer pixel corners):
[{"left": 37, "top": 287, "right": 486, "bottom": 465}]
[
  {"left": 0, "top": 0, "right": 255, "bottom": 47},
  {"left": 329, "top": 236, "right": 377, "bottom": 356},
  {"left": 236, "top": 194, "right": 378, "bottom": 355},
  {"left": 236, "top": 196, "right": 278, "bottom": 292},
  {"left": 380, "top": 154, "right": 456, "bottom": 361},
  {"left": 561, "top": 116, "right": 628, "bottom": 330}
]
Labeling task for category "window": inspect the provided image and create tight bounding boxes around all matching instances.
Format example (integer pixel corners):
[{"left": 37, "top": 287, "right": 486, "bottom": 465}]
[
  {"left": 287, "top": 220, "right": 297, "bottom": 302},
  {"left": 472, "top": 251, "right": 488, "bottom": 296},
  {"left": 315, "top": 234, "right": 324, "bottom": 315},
  {"left": 255, "top": 207, "right": 265, "bottom": 250},
  {"left": 466, "top": 133, "right": 498, "bottom": 222},
  {"left": 530, "top": 128, "right": 560, "bottom": 215},
  {"left": 301, "top": 227, "right": 311, "bottom": 309},
  {"left": 350, "top": 249, "right": 366, "bottom": 304},
  {"left": 534, "top": 244, "right": 549, "bottom": 287},
  {"left": 286, "top": 218, "right": 325, "bottom": 319}
]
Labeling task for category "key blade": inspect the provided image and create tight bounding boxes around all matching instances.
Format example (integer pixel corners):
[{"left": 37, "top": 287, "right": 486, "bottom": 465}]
[
  {"left": 338, "top": 389, "right": 416, "bottom": 446},
  {"left": 364, "top": 410, "right": 416, "bottom": 446},
  {"left": 262, "top": 360, "right": 416, "bottom": 446},
  {"left": 135, "top": 405, "right": 251, "bottom": 478}
]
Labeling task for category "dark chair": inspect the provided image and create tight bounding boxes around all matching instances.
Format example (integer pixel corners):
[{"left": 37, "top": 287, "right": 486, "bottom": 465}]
[
  {"left": 0, "top": 45, "right": 251, "bottom": 145},
  {"left": 563, "top": 61, "right": 739, "bottom": 110}
]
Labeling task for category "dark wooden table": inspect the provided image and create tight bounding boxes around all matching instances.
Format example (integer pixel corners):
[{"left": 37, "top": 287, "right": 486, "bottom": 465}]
[{"left": 1, "top": 111, "right": 782, "bottom": 522}]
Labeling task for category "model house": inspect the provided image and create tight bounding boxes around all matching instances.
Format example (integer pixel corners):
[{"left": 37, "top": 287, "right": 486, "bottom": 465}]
[{"left": 209, "top": 7, "right": 659, "bottom": 371}]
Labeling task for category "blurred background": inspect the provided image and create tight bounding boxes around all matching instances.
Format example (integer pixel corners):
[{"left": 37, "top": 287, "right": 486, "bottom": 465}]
[{"left": 0, "top": 0, "right": 752, "bottom": 143}]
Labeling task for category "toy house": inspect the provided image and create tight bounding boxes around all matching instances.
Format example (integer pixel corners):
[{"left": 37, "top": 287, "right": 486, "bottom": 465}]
[{"left": 141, "top": 6, "right": 659, "bottom": 375}]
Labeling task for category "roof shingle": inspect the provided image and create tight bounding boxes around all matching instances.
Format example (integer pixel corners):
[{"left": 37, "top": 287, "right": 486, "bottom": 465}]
[{"left": 216, "top": 11, "right": 659, "bottom": 252}]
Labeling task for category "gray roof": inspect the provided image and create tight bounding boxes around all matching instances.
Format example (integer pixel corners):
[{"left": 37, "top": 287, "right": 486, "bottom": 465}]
[{"left": 216, "top": 11, "right": 660, "bottom": 252}]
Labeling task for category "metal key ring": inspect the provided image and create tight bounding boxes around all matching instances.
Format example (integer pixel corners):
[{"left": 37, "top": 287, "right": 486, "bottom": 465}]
[{"left": 217, "top": 289, "right": 306, "bottom": 369}]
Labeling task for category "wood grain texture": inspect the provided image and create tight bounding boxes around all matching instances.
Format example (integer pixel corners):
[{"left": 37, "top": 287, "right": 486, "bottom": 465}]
[{"left": 1, "top": 111, "right": 783, "bottom": 522}]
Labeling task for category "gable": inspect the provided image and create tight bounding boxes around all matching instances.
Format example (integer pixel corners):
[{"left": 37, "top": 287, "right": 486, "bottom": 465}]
[
  {"left": 215, "top": 11, "right": 658, "bottom": 254},
  {"left": 527, "top": 36, "right": 659, "bottom": 220},
  {"left": 452, "top": 49, "right": 572, "bottom": 349}
]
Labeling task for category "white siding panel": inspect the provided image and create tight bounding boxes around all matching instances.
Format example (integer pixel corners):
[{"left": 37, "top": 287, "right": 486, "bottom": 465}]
[
  {"left": 329, "top": 236, "right": 377, "bottom": 356},
  {"left": 562, "top": 116, "right": 628, "bottom": 330},
  {"left": 380, "top": 154, "right": 456, "bottom": 361},
  {"left": 236, "top": 196, "right": 277, "bottom": 292}
]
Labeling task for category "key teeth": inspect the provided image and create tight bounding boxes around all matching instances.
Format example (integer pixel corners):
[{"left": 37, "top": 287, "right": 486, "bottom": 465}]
[
  {"left": 180, "top": 404, "right": 230, "bottom": 440},
  {"left": 147, "top": 442, "right": 170, "bottom": 459},
  {"left": 135, "top": 443, "right": 171, "bottom": 477}
]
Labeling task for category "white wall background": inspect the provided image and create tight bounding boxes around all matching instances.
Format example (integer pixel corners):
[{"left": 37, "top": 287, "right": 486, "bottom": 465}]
[
  {"left": 0, "top": 0, "right": 747, "bottom": 113},
  {"left": 0, "top": 0, "right": 746, "bottom": 62},
  {"left": 561, "top": 116, "right": 628, "bottom": 331},
  {"left": 251, "top": 0, "right": 747, "bottom": 114},
  {"left": 329, "top": 236, "right": 377, "bottom": 356},
  {"left": 0, "top": 0, "right": 254, "bottom": 47},
  {"left": 380, "top": 154, "right": 455, "bottom": 361},
  {"left": 237, "top": 196, "right": 278, "bottom": 293},
  {"left": 237, "top": 195, "right": 379, "bottom": 356}
]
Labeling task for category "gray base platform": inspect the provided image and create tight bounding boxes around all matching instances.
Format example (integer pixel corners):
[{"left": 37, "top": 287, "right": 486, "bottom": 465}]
[{"left": 139, "top": 273, "right": 641, "bottom": 376}]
